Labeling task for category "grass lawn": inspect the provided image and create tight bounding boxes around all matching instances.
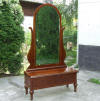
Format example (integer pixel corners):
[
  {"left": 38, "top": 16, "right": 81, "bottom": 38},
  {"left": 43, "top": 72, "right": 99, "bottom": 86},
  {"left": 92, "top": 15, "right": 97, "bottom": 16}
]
[{"left": 88, "top": 78, "right": 100, "bottom": 85}]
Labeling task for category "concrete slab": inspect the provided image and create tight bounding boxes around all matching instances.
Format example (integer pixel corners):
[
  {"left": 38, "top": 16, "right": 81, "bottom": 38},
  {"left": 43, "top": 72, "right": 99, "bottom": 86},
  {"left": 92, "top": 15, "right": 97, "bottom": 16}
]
[{"left": 0, "top": 70, "right": 100, "bottom": 101}]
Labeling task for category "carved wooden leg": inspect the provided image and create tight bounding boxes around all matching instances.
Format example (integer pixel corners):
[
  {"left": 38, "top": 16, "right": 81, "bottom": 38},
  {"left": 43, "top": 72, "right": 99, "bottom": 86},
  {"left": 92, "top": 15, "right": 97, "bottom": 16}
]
[
  {"left": 66, "top": 84, "right": 69, "bottom": 88},
  {"left": 30, "top": 90, "right": 34, "bottom": 100},
  {"left": 25, "top": 86, "right": 28, "bottom": 94},
  {"left": 73, "top": 83, "right": 77, "bottom": 92}
]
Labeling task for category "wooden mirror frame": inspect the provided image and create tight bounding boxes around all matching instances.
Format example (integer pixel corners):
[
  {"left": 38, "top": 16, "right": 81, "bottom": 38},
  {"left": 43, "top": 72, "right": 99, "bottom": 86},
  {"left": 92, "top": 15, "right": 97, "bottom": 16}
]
[
  {"left": 27, "top": 4, "right": 67, "bottom": 71},
  {"left": 24, "top": 4, "right": 78, "bottom": 100}
]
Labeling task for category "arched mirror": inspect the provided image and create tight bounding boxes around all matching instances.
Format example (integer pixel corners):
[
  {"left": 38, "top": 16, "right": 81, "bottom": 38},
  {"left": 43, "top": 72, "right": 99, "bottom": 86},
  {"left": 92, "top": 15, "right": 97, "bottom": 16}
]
[
  {"left": 35, "top": 6, "right": 60, "bottom": 65},
  {"left": 27, "top": 4, "right": 66, "bottom": 69}
]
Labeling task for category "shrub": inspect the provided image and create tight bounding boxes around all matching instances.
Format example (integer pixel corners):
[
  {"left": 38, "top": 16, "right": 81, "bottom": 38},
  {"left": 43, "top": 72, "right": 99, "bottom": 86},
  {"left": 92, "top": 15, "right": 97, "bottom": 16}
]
[{"left": 0, "top": 0, "right": 24, "bottom": 74}]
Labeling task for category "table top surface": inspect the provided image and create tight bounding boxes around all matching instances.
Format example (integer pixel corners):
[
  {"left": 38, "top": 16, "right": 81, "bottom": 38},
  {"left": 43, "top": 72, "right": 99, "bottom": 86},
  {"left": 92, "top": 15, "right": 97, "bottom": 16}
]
[{"left": 25, "top": 68, "right": 78, "bottom": 77}]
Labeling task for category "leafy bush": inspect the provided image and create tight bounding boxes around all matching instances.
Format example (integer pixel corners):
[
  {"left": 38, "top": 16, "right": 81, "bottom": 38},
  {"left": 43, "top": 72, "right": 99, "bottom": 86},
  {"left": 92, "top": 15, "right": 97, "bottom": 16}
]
[
  {"left": 56, "top": 0, "right": 78, "bottom": 66},
  {"left": 21, "top": 31, "right": 31, "bottom": 56},
  {"left": 66, "top": 49, "right": 77, "bottom": 66},
  {"left": 57, "top": 0, "right": 78, "bottom": 46},
  {"left": 25, "top": 31, "right": 31, "bottom": 46},
  {"left": 0, "top": 0, "right": 24, "bottom": 74}
]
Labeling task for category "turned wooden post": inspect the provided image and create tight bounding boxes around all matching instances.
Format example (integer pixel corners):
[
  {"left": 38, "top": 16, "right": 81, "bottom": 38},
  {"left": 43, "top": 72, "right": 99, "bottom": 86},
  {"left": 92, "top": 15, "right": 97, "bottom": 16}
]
[
  {"left": 66, "top": 84, "right": 69, "bottom": 88},
  {"left": 30, "top": 90, "right": 34, "bottom": 100},
  {"left": 73, "top": 82, "right": 77, "bottom": 92},
  {"left": 25, "top": 86, "right": 28, "bottom": 94}
]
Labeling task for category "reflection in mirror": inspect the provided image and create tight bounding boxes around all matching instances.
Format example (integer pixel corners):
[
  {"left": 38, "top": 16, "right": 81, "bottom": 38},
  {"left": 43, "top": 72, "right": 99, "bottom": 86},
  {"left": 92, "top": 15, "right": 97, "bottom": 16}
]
[{"left": 36, "top": 6, "right": 60, "bottom": 65}]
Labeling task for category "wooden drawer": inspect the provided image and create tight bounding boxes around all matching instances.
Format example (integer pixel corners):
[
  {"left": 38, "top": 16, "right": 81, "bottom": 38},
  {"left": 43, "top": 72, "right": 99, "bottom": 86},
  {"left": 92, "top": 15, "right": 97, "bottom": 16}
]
[{"left": 31, "top": 72, "right": 77, "bottom": 90}]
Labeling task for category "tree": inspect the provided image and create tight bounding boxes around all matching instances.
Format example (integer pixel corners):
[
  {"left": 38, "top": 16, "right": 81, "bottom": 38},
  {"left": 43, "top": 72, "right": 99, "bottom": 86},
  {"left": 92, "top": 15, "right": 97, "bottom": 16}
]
[
  {"left": 0, "top": 0, "right": 24, "bottom": 74},
  {"left": 45, "top": 0, "right": 53, "bottom": 4},
  {"left": 57, "top": 0, "right": 78, "bottom": 45}
]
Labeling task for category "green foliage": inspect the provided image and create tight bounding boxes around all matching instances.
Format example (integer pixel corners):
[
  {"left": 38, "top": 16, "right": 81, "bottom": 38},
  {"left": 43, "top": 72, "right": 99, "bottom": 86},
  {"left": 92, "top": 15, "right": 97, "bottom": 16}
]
[
  {"left": 66, "top": 48, "right": 77, "bottom": 66},
  {"left": 0, "top": 1, "right": 24, "bottom": 74},
  {"left": 25, "top": 31, "right": 31, "bottom": 46},
  {"left": 36, "top": 6, "right": 59, "bottom": 65},
  {"left": 57, "top": 0, "right": 78, "bottom": 46},
  {"left": 57, "top": 0, "right": 78, "bottom": 26},
  {"left": 88, "top": 78, "right": 100, "bottom": 85},
  {"left": 67, "top": 50, "right": 77, "bottom": 58},
  {"left": 63, "top": 30, "right": 77, "bottom": 45},
  {"left": 56, "top": 0, "right": 78, "bottom": 66},
  {"left": 21, "top": 31, "right": 31, "bottom": 55},
  {"left": 72, "top": 30, "right": 77, "bottom": 45},
  {"left": 67, "top": 58, "right": 76, "bottom": 66}
]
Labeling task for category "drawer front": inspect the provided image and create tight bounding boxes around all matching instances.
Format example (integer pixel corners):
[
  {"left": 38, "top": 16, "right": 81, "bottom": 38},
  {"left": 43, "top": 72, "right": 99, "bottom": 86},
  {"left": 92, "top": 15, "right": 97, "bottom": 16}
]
[{"left": 31, "top": 73, "right": 77, "bottom": 90}]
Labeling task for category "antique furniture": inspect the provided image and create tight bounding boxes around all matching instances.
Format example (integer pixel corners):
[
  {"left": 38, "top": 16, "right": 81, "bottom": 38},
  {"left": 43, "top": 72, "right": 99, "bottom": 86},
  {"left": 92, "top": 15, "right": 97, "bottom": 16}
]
[{"left": 24, "top": 3, "right": 78, "bottom": 100}]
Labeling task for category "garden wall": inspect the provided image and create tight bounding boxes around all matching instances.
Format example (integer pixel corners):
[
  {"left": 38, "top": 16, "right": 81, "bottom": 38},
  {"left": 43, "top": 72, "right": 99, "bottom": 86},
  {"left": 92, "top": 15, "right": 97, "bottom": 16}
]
[
  {"left": 78, "top": 0, "right": 100, "bottom": 71},
  {"left": 79, "top": 45, "right": 100, "bottom": 71}
]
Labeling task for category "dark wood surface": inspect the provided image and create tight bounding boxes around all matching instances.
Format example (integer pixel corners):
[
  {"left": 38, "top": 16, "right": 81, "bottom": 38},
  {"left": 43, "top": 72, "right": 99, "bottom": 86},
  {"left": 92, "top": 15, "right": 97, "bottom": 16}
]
[
  {"left": 25, "top": 69, "right": 78, "bottom": 100},
  {"left": 20, "top": 1, "right": 41, "bottom": 16},
  {"left": 27, "top": 3, "right": 66, "bottom": 70},
  {"left": 24, "top": 3, "right": 78, "bottom": 100},
  {"left": 25, "top": 68, "right": 77, "bottom": 77}
]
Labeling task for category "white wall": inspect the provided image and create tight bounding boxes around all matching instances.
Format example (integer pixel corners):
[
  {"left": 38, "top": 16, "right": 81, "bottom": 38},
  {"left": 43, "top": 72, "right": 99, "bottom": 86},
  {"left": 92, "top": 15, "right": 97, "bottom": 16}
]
[
  {"left": 22, "top": 16, "right": 33, "bottom": 32},
  {"left": 78, "top": 0, "right": 100, "bottom": 46}
]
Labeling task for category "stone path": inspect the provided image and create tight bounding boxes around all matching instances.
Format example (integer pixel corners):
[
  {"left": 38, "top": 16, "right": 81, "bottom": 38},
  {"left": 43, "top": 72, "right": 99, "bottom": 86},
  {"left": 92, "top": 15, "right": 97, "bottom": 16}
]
[{"left": 0, "top": 70, "right": 100, "bottom": 101}]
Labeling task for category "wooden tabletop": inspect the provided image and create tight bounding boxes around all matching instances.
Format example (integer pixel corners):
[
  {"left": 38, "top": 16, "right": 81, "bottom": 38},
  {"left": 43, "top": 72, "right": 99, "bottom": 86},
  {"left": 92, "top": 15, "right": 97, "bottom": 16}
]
[{"left": 25, "top": 68, "right": 78, "bottom": 78}]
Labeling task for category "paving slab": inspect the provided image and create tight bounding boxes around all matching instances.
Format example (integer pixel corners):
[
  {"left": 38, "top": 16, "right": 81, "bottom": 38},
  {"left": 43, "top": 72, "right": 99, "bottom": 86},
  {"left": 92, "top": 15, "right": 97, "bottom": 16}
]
[{"left": 0, "top": 70, "right": 100, "bottom": 101}]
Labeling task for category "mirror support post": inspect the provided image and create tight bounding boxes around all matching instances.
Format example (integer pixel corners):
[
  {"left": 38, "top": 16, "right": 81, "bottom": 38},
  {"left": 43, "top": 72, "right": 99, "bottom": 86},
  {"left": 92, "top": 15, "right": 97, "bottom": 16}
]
[{"left": 29, "top": 27, "right": 33, "bottom": 34}]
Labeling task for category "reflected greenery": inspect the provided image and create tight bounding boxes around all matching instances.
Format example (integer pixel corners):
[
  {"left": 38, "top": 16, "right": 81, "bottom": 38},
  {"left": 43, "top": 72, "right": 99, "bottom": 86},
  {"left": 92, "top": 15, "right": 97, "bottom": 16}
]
[{"left": 36, "top": 6, "right": 60, "bottom": 65}]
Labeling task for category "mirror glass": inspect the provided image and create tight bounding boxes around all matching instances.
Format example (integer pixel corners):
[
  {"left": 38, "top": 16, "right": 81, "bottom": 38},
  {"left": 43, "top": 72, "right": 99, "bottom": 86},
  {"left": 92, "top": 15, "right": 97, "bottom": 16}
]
[{"left": 36, "top": 6, "right": 60, "bottom": 65}]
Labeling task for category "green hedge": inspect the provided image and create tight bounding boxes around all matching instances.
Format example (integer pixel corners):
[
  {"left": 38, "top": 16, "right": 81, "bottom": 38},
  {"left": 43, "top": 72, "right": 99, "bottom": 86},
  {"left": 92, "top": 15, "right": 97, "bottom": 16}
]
[{"left": 0, "top": 0, "right": 24, "bottom": 74}]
